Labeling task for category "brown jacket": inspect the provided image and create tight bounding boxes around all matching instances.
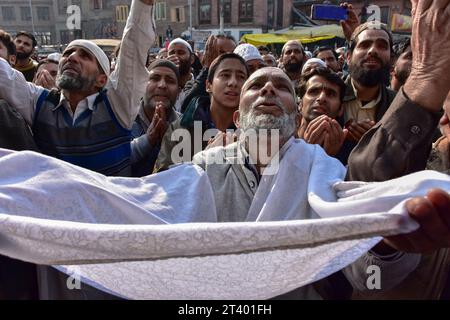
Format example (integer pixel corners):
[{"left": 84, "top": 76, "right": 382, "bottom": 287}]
[
  {"left": 346, "top": 88, "right": 447, "bottom": 299},
  {"left": 346, "top": 88, "right": 442, "bottom": 181}
]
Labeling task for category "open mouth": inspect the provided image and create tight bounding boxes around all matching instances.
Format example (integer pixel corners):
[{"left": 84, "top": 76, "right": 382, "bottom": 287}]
[
  {"left": 225, "top": 92, "right": 239, "bottom": 97},
  {"left": 312, "top": 106, "right": 327, "bottom": 115},
  {"left": 254, "top": 103, "right": 283, "bottom": 114},
  {"left": 152, "top": 95, "right": 168, "bottom": 99},
  {"left": 363, "top": 58, "right": 381, "bottom": 67},
  {"left": 62, "top": 65, "right": 80, "bottom": 74}
]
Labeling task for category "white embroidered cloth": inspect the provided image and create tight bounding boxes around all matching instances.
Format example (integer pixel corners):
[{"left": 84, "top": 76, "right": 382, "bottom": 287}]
[{"left": 0, "top": 148, "right": 448, "bottom": 299}]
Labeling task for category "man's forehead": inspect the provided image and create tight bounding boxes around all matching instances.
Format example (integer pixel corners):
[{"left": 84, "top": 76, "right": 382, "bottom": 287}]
[
  {"left": 307, "top": 75, "right": 339, "bottom": 91},
  {"left": 149, "top": 66, "right": 178, "bottom": 78},
  {"left": 243, "top": 67, "right": 294, "bottom": 96},
  {"left": 216, "top": 37, "right": 234, "bottom": 46},
  {"left": 16, "top": 35, "right": 32, "bottom": 42},
  {"left": 357, "top": 29, "right": 390, "bottom": 42},
  {"left": 41, "top": 63, "right": 58, "bottom": 70},
  {"left": 248, "top": 67, "right": 290, "bottom": 82},
  {"left": 284, "top": 42, "right": 302, "bottom": 51},
  {"left": 216, "top": 58, "right": 247, "bottom": 71},
  {"left": 64, "top": 45, "right": 92, "bottom": 55},
  {"left": 317, "top": 50, "right": 333, "bottom": 57}
]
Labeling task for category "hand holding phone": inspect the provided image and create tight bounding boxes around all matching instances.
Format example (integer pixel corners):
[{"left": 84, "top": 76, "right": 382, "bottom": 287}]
[{"left": 311, "top": 4, "right": 348, "bottom": 22}]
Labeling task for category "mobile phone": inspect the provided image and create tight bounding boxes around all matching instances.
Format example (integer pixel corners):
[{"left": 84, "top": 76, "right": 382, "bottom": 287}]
[{"left": 311, "top": 4, "right": 348, "bottom": 21}]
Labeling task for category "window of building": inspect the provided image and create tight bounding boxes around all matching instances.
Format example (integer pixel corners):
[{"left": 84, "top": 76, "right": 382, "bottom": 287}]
[
  {"left": 1, "top": 6, "right": 16, "bottom": 21},
  {"left": 35, "top": 32, "right": 52, "bottom": 46},
  {"left": 60, "top": 30, "right": 82, "bottom": 45},
  {"left": 276, "top": 0, "right": 283, "bottom": 28},
  {"left": 239, "top": 0, "right": 253, "bottom": 23},
  {"left": 116, "top": 5, "right": 129, "bottom": 22},
  {"left": 199, "top": 0, "right": 211, "bottom": 25},
  {"left": 171, "top": 6, "right": 185, "bottom": 23},
  {"left": 20, "top": 7, "right": 31, "bottom": 21},
  {"left": 72, "top": 0, "right": 82, "bottom": 8},
  {"left": 92, "top": 0, "right": 104, "bottom": 10},
  {"left": 380, "top": 6, "right": 390, "bottom": 24},
  {"left": 58, "top": 1, "right": 68, "bottom": 15},
  {"left": 155, "top": 2, "right": 166, "bottom": 21},
  {"left": 267, "top": 0, "right": 274, "bottom": 27},
  {"left": 37, "top": 7, "right": 50, "bottom": 21},
  {"left": 60, "top": 1, "right": 82, "bottom": 16},
  {"left": 218, "top": 0, "right": 231, "bottom": 24}
]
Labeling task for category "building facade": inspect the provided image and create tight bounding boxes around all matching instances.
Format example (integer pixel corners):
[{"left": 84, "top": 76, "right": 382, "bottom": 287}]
[
  {"left": 0, "top": 0, "right": 56, "bottom": 45},
  {"left": 53, "top": 0, "right": 134, "bottom": 45},
  {"left": 1, "top": 1, "right": 412, "bottom": 48},
  {"left": 293, "top": 0, "right": 412, "bottom": 29},
  {"left": 153, "top": 0, "right": 294, "bottom": 48}
]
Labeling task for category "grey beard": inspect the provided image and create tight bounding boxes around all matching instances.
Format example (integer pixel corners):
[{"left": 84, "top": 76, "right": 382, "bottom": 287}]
[
  {"left": 239, "top": 111, "right": 297, "bottom": 141},
  {"left": 56, "top": 74, "right": 96, "bottom": 91}
]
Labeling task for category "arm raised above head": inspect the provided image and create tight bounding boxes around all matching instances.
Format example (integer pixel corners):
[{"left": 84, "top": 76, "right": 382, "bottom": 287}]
[{"left": 106, "top": 0, "right": 156, "bottom": 129}]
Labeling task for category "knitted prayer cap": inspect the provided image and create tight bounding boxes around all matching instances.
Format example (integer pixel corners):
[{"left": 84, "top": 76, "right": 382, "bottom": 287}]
[
  {"left": 301, "top": 58, "right": 327, "bottom": 73},
  {"left": 169, "top": 38, "right": 193, "bottom": 53},
  {"left": 147, "top": 59, "right": 180, "bottom": 84},
  {"left": 65, "top": 39, "right": 111, "bottom": 76},
  {"left": 233, "top": 43, "right": 263, "bottom": 62}
]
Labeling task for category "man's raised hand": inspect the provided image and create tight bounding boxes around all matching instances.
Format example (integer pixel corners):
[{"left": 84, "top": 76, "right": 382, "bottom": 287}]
[
  {"left": 139, "top": 0, "right": 154, "bottom": 5},
  {"left": 340, "top": 2, "right": 360, "bottom": 41},
  {"left": 404, "top": 0, "right": 450, "bottom": 111},
  {"left": 383, "top": 189, "right": 450, "bottom": 254}
]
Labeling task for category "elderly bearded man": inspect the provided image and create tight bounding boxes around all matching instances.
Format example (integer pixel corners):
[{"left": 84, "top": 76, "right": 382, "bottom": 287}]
[
  {"left": 191, "top": 62, "right": 450, "bottom": 298},
  {"left": 0, "top": 0, "right": 156, "bottom": 300},
  {"left": 0, "top": 0, "right": 156, "bottom": 177}
]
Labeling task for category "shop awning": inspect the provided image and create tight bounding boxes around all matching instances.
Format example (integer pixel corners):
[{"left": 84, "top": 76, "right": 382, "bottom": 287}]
[{"left": 241, "top": 24, "right": 345, "bottom": 46}]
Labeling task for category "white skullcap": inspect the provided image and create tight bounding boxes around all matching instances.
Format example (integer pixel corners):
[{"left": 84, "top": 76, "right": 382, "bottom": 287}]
[
  {"left": 169, "top": 38, "right": 193, "bottom": 53},
  {"left": 233, "top": 43, "right": 263, "bottom": 62},
  {"left": 65, "top": 39, "right": 111, "bottom": 76},
  {"left": 47, "top": 53, "right": 62, "bottom": 62},
  {"left": 301, "top": 58, "right": 327, "bottom": 73}
]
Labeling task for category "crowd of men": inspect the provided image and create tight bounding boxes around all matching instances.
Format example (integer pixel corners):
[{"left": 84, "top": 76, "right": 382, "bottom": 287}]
[{"left": 0, "top": 0, "right": 450, "bottom": 300}]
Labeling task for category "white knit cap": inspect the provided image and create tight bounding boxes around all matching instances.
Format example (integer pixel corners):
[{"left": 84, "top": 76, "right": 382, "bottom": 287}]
[
  {"left": 301, "top": 58, "right": 327, "bottom": 73},
  {"left": 65, "top": 39, "right": 111, "bottom": 76},
  {"left": 47, "top": 53, "right": 62, "bottom": 62},
  {"left": 169, "top": 38, "right": 193, "bottom": 53},
  {"left": 233, "top": 44, "right": 263, "bottom": 62}
]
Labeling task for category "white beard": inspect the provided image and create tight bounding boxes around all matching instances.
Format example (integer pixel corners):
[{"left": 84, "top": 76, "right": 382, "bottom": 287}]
[{"left": 239, "top": 110, "right": 297, "bottom": 141}]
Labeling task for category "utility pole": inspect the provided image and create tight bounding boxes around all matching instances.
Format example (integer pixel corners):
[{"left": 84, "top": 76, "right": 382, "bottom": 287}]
[
  {"left": 219, "top": 0, "right": 224, "bottom": 35},
  {"left": 189, "top": 0, "right": 193, "bottom": 39},
  {"left": 29, "top": 0, "right": 36, "bottom": 37}
]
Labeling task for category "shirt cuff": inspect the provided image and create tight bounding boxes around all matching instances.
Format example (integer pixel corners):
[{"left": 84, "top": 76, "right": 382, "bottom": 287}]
[
  {"left": 381, "top": 87, "right": 442, "bottom": 148},
  {"left": 131, "top": 134, "right": 154, "bottom": 162},
  {"left": 127, "top": 0, "right": 155, "bottom": 31}
]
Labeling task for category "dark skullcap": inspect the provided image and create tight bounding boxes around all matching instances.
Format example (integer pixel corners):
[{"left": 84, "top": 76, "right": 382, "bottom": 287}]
[{"left": 147, "top": 59, "right": 180, "bottom": 84}]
